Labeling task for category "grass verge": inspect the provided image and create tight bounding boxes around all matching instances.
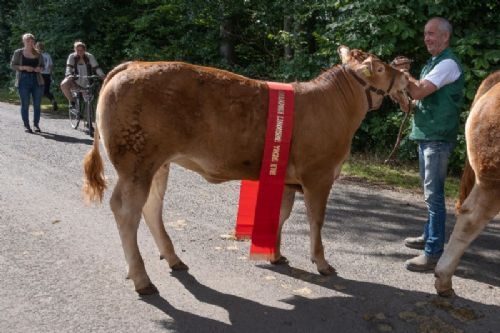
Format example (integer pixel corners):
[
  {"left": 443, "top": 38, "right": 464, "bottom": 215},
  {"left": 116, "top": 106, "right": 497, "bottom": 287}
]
[
  {"left": 342, "top": 153, "right": 461, "bottom": 199},
  {"left": 0, "top": 87, "right": 67, "bottom": 112}
]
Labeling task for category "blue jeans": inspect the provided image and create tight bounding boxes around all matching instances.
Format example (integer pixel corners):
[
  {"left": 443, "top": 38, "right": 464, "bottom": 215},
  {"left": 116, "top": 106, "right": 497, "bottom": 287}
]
[
  {"left": 418, "top": 141, "right": 455, "bottom": 258},
  {"left": 18, "top": 72, "right": 43, "bottom": 128}
]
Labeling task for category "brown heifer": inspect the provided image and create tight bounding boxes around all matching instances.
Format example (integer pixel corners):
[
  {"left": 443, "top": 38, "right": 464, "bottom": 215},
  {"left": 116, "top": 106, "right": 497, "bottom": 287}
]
[
  {"left": 83, "top": 46, "right": 409, "bottom": 295},
  {"left": 435, "top": 70, "right": 500, "bottom": 296}
]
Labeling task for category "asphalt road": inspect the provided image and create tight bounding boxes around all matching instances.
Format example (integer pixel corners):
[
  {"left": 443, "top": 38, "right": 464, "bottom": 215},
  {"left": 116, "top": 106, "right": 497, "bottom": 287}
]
[{"left": 1, "top": 101, "right": 499, "bottom": 333}]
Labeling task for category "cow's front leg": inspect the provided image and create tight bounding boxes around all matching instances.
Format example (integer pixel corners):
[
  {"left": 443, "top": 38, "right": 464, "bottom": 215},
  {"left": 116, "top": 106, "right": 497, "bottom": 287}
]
[
  {"left": 270, "top": 185, "right": 296, "bottom": 265},
  {"left": 143, "top": 163, "right": 188, "bottom": 271},
  {"left": 111, "top": 177, "right": 156, "bottom": 295},
  {"left": 435, "top": 185, "right": 500, "bottom": 296},
  {"left": 303, "top": 179, "right": 335, "bottom": 275}
]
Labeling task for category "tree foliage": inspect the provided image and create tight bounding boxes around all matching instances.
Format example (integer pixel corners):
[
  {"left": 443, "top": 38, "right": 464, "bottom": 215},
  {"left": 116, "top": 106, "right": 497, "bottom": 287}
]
[{"left": 1, "top": 0, "right": 498, "bottom": 174}]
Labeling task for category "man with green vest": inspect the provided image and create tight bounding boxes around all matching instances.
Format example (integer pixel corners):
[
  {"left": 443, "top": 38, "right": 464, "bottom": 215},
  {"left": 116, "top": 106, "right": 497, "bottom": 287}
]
[{"left": 403, "top": 17, "right": 465, "bottom": 271}]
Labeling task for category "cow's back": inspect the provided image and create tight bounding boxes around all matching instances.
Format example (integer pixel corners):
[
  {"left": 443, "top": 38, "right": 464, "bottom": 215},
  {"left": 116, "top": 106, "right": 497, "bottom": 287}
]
[{"left": 97, "top": 62, "right": 270, "bottom": 181}]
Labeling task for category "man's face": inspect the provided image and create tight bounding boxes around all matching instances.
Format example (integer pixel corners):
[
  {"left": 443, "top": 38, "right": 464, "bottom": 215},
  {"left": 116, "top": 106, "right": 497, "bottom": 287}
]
[
  {"left": 424, "top": 20, "right": 449, "bottom": 56},
  {"left": 75, "top": 46, "right": 85, "bottom": 57}
]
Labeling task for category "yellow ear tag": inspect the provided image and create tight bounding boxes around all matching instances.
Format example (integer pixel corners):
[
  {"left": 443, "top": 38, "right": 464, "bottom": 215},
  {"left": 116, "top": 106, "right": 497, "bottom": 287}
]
[{"left": 361, "top": 67, "right": 372, "bottom": 77}]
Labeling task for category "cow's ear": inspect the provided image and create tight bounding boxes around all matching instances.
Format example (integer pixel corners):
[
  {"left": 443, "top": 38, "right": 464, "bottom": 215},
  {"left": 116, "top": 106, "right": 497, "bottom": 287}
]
[
  {"left": 359, "top": 65, "right": 372, "bottom": 77},
  {"left": 338, "top": 45, "right": 351, "bottom": 64}
]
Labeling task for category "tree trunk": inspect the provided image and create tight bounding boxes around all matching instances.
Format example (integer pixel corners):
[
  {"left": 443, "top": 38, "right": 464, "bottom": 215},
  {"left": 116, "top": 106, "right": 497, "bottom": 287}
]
[
  {"left": 284, "top": 15, "right": 293, "bottom": 60},
  {"left": 219, "top": 18, "right": 236, "bottom": 66}
]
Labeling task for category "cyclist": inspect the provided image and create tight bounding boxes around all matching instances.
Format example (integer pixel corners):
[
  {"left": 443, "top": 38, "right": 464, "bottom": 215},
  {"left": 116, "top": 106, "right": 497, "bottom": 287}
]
[{"left": 60, "top": 41, "right": 105, "bottom": 110}]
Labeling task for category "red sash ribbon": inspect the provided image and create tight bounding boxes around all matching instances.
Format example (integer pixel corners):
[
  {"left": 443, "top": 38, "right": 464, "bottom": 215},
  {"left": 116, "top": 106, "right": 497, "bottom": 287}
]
[{"left": 235, "top": 82, "right": 294, "bottom": 259}]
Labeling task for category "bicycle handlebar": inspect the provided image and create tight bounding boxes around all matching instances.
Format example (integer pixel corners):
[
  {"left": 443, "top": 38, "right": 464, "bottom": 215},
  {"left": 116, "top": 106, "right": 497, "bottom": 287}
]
[{"left": 69, "top": 74, "right": 102, "bottom": 80}]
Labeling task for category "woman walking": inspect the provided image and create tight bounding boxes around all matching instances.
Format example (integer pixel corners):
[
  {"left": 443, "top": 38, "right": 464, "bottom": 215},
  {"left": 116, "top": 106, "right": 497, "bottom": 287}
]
[{"left": 10, "top": 33, "right": 45, "bottom": 133}]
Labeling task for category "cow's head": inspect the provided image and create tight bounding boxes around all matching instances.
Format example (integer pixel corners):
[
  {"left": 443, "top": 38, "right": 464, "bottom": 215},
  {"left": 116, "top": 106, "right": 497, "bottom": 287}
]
[{"left": 338, "top": 46, "right": 410, "bottom": 112}]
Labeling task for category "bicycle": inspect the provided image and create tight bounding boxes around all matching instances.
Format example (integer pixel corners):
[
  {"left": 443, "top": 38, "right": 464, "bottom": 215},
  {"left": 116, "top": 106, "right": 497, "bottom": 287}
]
[{"left": 68, "top": 75, "right": 101, "bottom": 137}]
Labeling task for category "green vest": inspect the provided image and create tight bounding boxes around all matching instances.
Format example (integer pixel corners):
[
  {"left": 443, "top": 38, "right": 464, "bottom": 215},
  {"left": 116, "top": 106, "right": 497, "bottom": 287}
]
[{"left": 410, "top": 48, "right": 464, "bottom": 142}]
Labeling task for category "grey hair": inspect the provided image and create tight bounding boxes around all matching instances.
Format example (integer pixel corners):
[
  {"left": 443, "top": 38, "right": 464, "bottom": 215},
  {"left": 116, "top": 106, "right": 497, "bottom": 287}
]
[{"left": 428, "top": 17, "right": 453, "bottom": 35}]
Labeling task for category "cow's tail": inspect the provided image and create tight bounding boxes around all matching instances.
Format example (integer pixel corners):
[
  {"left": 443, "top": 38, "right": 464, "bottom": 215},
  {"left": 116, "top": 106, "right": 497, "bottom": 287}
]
[
  {"left": 82, "top": 62, "right": 135, "bottom": 204},
  {"left": 83, "top": 126, "right": 107, "bottom": 204},
  {"left": 456, "top": 159, "right": 475, "bottom": 213}
]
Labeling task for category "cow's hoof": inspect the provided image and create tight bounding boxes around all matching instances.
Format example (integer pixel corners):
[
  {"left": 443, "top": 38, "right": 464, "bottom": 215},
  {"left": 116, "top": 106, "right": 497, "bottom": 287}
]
[
  {"left": 318, "top": 264, "right": 336, "bottom": 276},
  {"left": 171, "top": 261, "right": 189, "bottom": 271},
  {"left": 136, "top": 283, "right": 159, "bottom": 295},
  {"left": 270, "top": 256, "right": 289, "bottom": 265},
  {"left": 437, "top": 288, "right": 455, "bottom": 298}
]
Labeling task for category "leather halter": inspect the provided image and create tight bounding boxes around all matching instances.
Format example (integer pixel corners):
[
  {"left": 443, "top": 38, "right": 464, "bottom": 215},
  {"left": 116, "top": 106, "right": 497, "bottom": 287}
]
[{"left": 347, "top": 67, "right": 397, "bottom": 111}]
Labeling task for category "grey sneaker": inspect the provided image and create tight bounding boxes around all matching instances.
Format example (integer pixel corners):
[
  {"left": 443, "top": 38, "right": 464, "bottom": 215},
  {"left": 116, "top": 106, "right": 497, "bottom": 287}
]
[
  {"left": 405, "top": 254, "right": 439, "bottom": 272},
  {"left": 404, "top": 235, "right": 425, "bottom": 250}
]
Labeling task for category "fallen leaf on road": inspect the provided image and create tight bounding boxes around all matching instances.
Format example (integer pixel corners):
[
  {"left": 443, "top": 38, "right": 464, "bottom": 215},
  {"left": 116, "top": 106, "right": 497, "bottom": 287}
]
[
  {"left": 418, "top": 315, "right": 463, "bottom": 333},
  {"left": 52, "top": 220, "right": 61, "bottom": 224},
  {"left": 220, "top": 233, "right": 236, "bottom": 240},
  {"left": 293, "top": 287, "right": 312, "bottom": 296},
  {"left": 168, "top": 219, "right": 187, "bottom": 230},
  {"left": 313, "top": 275, "right": 330, "bottom": 283},
  {"left": 450, "top": 308, "right": 480, "bottom": 322},
  {"left": 377, "top": 323, "right": 393, "bottom": 332},
  {"left": 398, "top": 311, "right": 418, "bottom": 321}
]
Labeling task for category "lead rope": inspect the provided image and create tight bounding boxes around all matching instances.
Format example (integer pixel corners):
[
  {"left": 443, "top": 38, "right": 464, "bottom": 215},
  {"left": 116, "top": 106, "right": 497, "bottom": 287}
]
[
  {"left": 384, "top": 97, "right": 413, "bottom": 164},
  {"left": 384, "top": 56, "right": 414, "bottom": 164}
]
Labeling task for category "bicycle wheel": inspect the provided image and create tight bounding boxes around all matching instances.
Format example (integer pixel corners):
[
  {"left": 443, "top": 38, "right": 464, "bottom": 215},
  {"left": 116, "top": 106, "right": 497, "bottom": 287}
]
[{"left": 68, "top": 98, "right": 82, "bottom": 129}]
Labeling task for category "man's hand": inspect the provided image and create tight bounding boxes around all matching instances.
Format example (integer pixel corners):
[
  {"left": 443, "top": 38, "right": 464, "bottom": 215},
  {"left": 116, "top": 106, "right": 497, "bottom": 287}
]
[{"left": 391, "top": 56, "right": 412, "bottom": 72}]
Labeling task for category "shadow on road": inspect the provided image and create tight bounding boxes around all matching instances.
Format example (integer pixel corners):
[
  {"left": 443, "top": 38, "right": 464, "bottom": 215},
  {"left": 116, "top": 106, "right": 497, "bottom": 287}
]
[
  {"left": 38, "top": 131, "right": 93, "bottom": 145},
  {"left": 291, "top": 181, "right": 500, "bottom": 290},
  {"left": 140, "top": 270, "right": 499, "bottom": 332}
]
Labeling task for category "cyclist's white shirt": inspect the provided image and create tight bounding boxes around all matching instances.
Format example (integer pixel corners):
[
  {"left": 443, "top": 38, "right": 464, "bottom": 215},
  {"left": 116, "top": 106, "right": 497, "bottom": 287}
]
[
  {"left": 76, "top": 63, "right": 89, "bottom": 87},
  {"left": 422, "top": 59, "right": 461, "bottom": 89}
]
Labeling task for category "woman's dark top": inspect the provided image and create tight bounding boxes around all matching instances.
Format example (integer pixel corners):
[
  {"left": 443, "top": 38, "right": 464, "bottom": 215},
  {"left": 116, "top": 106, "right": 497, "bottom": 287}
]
[{"left": 21, "top": 54, "right": 39, "bottom": 71}]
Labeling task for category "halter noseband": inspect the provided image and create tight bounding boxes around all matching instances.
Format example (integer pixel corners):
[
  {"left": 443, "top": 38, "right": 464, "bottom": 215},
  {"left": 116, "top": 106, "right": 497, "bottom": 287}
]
[{"left": 346, "top": 67, "right": 397, "bottom": 111}]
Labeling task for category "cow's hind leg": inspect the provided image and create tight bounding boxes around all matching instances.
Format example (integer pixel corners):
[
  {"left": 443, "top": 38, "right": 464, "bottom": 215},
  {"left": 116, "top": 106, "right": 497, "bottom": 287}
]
[
  {"left": 270, "top": 185, "right": 296, "bottom": 265},
  {"left": 435, "top": 184, "right": 500, "bottom": 296},
  {"left": 110, "top": 175, "right": 156, "bottom": 295},
  {"left": 303, "top": 180, "right": 335, "bottom": 276},
  {"left": 142, "top": 163, "right": 188, "bottom": 271}
]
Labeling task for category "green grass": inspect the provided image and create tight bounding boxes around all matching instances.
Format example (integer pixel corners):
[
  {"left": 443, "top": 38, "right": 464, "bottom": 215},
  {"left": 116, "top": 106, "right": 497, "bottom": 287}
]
[
  {"left": 342, "top": 153, "right": 461, "bottom": 199},
  {"left": 0, "top": 87, "right": 19, "bottom": 104},
  {"left": 0, "top": 87, "right": 67, "bottom": 112}
]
